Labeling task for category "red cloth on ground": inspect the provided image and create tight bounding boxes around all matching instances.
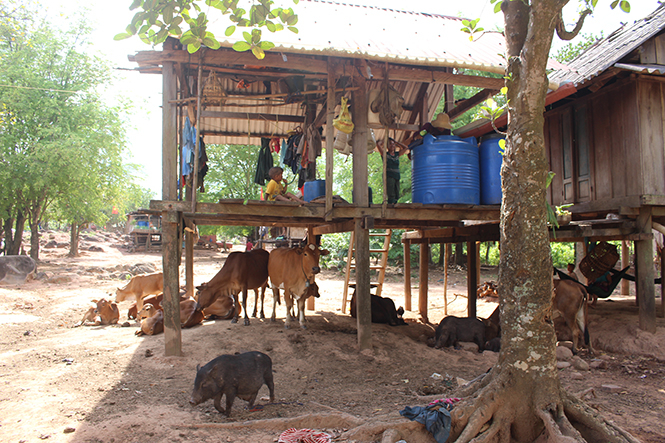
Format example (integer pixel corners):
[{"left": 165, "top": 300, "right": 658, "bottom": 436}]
[{"left": 278, "top": 428, "right": 331, "bottom": 443}]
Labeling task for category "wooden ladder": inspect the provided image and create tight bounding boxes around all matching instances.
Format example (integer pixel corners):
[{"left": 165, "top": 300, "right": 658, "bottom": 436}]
[{"left": 341, "top": 229, "right": 392, "bottom": 313}]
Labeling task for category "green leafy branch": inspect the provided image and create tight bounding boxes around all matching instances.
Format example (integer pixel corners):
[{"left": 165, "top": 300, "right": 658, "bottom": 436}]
[{"left": 115, "top": 0, "right": 299, "bottom": 58}]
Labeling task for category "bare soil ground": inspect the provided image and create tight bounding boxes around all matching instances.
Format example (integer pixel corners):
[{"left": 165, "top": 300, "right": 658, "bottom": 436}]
[{"left": 0, "top": 230, "right": 664, "bottom": 443}]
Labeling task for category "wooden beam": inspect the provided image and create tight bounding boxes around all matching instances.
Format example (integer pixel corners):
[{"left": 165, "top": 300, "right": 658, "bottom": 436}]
[
  {"left": 325, "top": 59, "right": 337, "bottom": 219},
  {"left": 131, "top": 48, "right": 507, "bottom": 89},
  {"left": 448, "top": 88, "right": 500, "bottom": 121}
]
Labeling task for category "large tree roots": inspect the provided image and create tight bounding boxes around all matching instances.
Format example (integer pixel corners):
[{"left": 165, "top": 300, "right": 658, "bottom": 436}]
[{"left": 446, "top": 369, "right": 641, "bottom": 443}]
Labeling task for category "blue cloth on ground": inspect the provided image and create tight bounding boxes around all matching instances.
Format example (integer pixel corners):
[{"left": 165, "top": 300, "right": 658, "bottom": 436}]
[{"left": 400, "top": 403, "right": 452, "bottom": 443}]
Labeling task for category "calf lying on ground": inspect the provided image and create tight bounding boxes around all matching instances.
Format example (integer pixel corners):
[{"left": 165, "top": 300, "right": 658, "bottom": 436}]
[
  {"left": 75, "top": 298, "right": 119, "bottom": 327},
  {"left": 190, "top": 351, "right": 275, "bottom": 417},
  {"left": 434, "top": 315, "right": 486, "bottom": 352},
  {"left": 135, "top": 304, "right": 164, "bottom": 336}
]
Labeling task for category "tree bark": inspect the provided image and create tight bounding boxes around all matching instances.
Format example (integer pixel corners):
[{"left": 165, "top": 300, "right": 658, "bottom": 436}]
[
  {"left": 3, "top": 211, "right": 26, "bottom": 256},
  {"left": 68, "top": 223, "right": 80, "bottom": 257},
  {"left": 29, "top": 220, "right": 40, "bottom": 261},
  {"left": 447, "top": 2, "right": 639, "bottom": 442}
]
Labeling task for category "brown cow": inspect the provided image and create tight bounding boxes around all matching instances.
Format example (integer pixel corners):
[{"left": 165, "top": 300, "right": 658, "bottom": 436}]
[
  {"left": 195, "top": 249, "right": 269, "bottom": 326},
  {"left": 552, "top": 279, "right": 592, "bottom": 354},
  {"left": 115, "top": 272, "right": 163, "bottom": 310},
  {"left": 269, "top": 244, "right": 329, "bottom": 329},
  {"left": 75, "top": 298, "right": 119, "bottom": 327},
  {"left": 135, "top": 304, "right": 164, "bottom": 336}
]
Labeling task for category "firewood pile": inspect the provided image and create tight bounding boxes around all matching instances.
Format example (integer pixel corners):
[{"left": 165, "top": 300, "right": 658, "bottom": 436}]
[{"left": 477, "top": 281, "right": 498, "bottom": 299}]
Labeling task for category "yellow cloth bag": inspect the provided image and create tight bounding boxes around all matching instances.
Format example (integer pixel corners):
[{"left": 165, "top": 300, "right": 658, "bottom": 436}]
[{"left": 333, "top": 97, "right": 354, "bottom": 134}]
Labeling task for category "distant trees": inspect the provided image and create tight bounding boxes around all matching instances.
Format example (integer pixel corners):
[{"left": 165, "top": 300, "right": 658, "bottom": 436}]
[{"left": 0, "top": 1, "right": 147, "bottom": 258}]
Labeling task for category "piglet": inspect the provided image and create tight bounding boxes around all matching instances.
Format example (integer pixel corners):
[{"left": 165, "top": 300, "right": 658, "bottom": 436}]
[
  {"left": 190, "top": 351, "right": 275, "bottom": 416},
  {"left": 434, "top": 315, "right": 486, "bottom": 352}
]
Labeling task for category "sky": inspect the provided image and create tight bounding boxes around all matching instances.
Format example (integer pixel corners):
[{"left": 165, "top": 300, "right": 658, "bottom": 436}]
[{"left": 46, "top": 0, "right": 663, "bottom": 197}]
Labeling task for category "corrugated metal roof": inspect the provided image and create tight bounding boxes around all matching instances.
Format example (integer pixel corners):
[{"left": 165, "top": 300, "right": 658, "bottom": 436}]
[
  {"left": 549, "top": 3, "right": 665, "bottom": 86},
  {"left": 208, "top": 0, "right": 509, "bottom": 74}
]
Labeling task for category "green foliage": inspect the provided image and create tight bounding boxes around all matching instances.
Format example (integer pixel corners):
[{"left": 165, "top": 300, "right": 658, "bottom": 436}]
[
  {"left": 117, "top": 0, "right": 299, "bottom": 58},
  {"left": 0, "top": 1, "right": 139, "bottom": 249},
  {"left": 554, "top": 33, "right": 601, "bottom": 63},
  {"left": 550, "top": 243, "right": 576, "bottom": 268},
  {"left": 446, "top": 70, "right": 506, "bottom": 131}
]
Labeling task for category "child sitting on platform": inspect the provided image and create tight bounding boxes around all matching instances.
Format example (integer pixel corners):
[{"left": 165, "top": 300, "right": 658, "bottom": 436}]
[{"left": 266, "top": 167, "right": 305, "bottom": 204}]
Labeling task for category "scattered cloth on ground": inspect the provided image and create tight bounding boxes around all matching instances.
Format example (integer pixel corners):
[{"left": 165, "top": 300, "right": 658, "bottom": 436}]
[
  {"left": 400, "top": 397, "right": 460, "bottom": 443},
  {"left": 278, "top": 428, "right": 331, "bottom": 443}
]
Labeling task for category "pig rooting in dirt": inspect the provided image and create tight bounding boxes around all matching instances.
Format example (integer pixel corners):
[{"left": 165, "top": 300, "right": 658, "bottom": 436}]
[
  {"left": 190, "top": 351, "right": 275, "bottom": 416},
  {"left": 434, "top": 315, "right": 486, "bottom": 352}
]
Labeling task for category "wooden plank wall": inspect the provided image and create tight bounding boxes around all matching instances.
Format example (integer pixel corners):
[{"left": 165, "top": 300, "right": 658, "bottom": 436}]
[
  {"left": 544, "top": 76, "right": 665, "bottom": 206},
  {"left": 637, "top": 79, "right": 665, "bottom": 196}
]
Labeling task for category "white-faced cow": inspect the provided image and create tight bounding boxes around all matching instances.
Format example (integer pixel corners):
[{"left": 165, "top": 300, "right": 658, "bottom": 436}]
[
  {"left": 552, "top": 278, "right": 593, "bottom": 354},
  {"left": 268, "top": 244, "right": 329, "bottom": 329},
  {"left": 194, "top": 248, "right": 269, "bottom": 326}
]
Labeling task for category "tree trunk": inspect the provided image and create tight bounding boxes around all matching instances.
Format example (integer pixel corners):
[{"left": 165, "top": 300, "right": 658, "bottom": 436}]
[
  {"left": 29, "top": 220, "right": 40, "bottom": 261},
  {"left": 3, "top": 211, "right": 26, "bottom": 256},
  {"left": 447, "top": 2, "right": 640, "bottom": 442},
  {"left": 68, "top": 223, "right": 80, "bottom": 257}
]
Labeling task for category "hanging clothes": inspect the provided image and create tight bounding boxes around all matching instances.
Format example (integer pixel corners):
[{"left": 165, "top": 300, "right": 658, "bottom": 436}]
[
  {"left": 253, "top": 137, "right": 274, "bottom": 186},
  {"left": 305, "top": 125, "right": 323, "bottom": 162},
  {"left": 182, "top": 116, "right": 196, "bottom": 178},
  {"left": 197, "top": 136, "right": 209, "bottom": 192}
]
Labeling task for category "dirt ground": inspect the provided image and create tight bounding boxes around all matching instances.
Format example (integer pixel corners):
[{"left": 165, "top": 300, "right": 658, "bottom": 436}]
[{"left": 1, "top": 230, "right": 664, "bottom": 443}]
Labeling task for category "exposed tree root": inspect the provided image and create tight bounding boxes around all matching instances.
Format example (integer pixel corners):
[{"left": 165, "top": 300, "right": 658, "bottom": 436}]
[
  {"left": 562, "top": 391, "right": 642, "bottom": 443},
  {"left": 447, "top": 370, "right": 641, "bottom": 443}
]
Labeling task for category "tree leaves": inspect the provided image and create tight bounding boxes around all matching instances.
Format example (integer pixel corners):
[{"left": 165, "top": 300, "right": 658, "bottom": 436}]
[{"left": 121, "top": 0, "right": 299, "bottom": 58}]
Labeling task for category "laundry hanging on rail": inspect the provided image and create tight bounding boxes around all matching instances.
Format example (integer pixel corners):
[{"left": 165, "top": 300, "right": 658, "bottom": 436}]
[{"left": 254, "top": 137, "right": 274, "bottom": 186}]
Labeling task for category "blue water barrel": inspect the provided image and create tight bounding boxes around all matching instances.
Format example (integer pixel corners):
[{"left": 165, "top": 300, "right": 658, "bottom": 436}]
[
  {"left": 479, "top": 134, "right": 505, "bottom": 205},
  {"left": 303, "top": 180, "right": 325, "bottom": 201},
  {"left": 411, "top": 134, "right": 480, "bottom": 204}
]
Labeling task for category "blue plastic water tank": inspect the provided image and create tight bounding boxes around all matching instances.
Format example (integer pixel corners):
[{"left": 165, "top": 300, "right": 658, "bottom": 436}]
[
  {"left": 303, "top": 180, "right": 325, "bottom": 202},
  {"left": 411, "top": 134, "right": 480, "bottom": 204},
  {"left": 479, "top": 134, "right": 505, "bottom": 205}
]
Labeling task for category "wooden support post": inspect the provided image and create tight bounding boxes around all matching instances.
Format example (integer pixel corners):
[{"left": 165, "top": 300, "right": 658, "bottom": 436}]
[
  {"left": 325, "top": 59, "right": 336, "bottom": 221},
  {"left": 444, "top": 243, "right": 449, "bottom": 316},
  {"left": 467, "top": 241, "right": 478, "bottom": 318},
  {"left": 355, "top": 219, "right": 372, "bottom": 350},
  {"left": 162, "top": 210, "right": 182, "bottom": 356},
  {"left": 403, "top": 239, "right": 412, "bottom": 311},
  {"left": 476, "top": 241, "right": 481, "bottom": 284},
  {"left": 621, "top": 240, "right": 630, "bottom": 296},
  {"left": 635, "top": 207, "right": 656, "bottom": 332},
  {"left": 185, "top": 229, "right": 194, "bottom": 298},
  {"left": 661, "top": 250, "right": 665, "bottom": 318},
  {"left": 418, "top": 238, "right": 429, "bottom": 322},
  {"left": 161, "top": 52, "right": 180, "bottom": 356},
  {"left": 307, "top": 225, "right": 316, "bottom": 311}
]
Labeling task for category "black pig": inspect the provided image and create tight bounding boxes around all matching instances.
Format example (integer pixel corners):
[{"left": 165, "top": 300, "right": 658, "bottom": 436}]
[
  {"left": 434, "top": 316, "right": 486, "bottom": 352},
  {"left": 190, "top": 351, "right": 275, "bottom": 416}
]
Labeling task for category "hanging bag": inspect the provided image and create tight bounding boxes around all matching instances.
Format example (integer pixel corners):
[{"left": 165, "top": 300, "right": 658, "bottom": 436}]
[{"left": 333, "top": 97, "right": 354, "bottom": 134}]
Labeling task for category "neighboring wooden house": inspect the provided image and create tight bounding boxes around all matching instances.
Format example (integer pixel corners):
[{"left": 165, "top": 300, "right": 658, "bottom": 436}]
[
  {"left": 461, "top": 4, "right": 665, "bottom": 331},
  {"left": 129, "top": 1, "right": 660, "bottom": 354}
]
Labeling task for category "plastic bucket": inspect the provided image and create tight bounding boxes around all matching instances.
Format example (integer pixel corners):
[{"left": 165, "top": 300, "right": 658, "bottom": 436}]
[{"left": 303, "top": 180, "right": 325, "bottom": 201}]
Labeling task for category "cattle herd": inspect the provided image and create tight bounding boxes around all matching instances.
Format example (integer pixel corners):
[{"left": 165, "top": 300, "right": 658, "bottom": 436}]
[{"left": 72, "top": 244, "right": 593, "bottom": 415}]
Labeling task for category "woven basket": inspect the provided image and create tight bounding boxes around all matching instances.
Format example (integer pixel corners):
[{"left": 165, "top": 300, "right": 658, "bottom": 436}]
[
  {"left": 202, "top": 71, "right": 226, "bottom": 107},
  {"left": 579, "top": 241, "right": 619, "bottom": 281}
]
